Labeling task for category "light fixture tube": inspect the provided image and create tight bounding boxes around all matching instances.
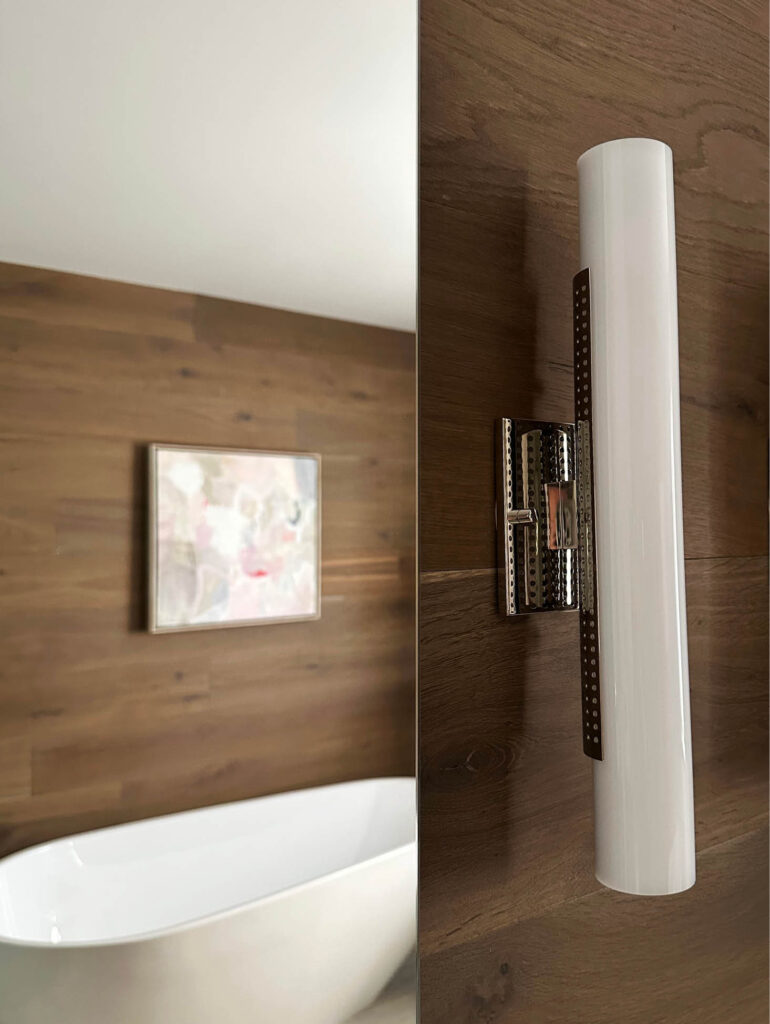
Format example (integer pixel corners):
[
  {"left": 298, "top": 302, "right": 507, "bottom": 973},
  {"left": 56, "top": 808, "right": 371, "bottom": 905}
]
[{"left": 578, "top": 138, "right": 696, "bottom": 895}]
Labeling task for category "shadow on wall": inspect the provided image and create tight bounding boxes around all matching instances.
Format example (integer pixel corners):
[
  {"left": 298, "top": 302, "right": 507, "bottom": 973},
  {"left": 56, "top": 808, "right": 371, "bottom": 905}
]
[
  {"left": 691, "top": 244, "right": 769, "bottom": 764},
  {"left": 419, "top": 164, "right": 593, "bottom": 969},
  {"left": 419, "top": 167, "right": 543, "bottom": 570},
  {"left": 419, "top": 165, "right": 543, "bottom": 895}
]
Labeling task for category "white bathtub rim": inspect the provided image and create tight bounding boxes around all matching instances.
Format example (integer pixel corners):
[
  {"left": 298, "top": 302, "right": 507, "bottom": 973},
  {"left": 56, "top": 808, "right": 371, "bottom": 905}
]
[
  {"left": 0, "top": 780, "right": 417, "bottom": 951},
  {"left": 0, "top": 839, "right": 416, "bottom": 951}
]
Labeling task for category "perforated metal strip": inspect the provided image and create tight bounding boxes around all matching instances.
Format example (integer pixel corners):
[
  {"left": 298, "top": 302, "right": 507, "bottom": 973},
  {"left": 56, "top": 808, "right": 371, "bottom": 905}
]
[
  {"left": 502, "top": 418, "right": 516, "bottom": 615},
  {"left": 574, "top": 268, "right": 603, "bottom": 761}
]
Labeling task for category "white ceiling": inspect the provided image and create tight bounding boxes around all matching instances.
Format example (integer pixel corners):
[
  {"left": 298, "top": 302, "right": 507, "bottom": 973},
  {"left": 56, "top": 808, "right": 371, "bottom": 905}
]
[{"left": 0, "top": 1, "right": 416, "bottom": 330}]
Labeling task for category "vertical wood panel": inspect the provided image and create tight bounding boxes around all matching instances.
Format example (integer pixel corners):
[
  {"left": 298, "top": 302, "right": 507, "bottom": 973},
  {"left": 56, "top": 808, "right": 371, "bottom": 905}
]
[
  {"left": 419, "top": 0, "right": 768, "bottom": 1019},
  {"left": 0, "top": 262, "right": 415, "bottom": 855}
]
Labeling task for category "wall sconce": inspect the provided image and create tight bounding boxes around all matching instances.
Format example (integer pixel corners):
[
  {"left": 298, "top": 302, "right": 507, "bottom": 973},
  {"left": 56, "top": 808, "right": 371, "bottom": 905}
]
[{"left": 496, "top": 138, "right": 696, "bottom": 896}]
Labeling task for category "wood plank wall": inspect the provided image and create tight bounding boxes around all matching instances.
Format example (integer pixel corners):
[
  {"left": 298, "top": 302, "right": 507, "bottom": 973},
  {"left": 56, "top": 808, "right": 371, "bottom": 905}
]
[
  {"left": 419, "top": 1, "right": 768, "bottom": 1021},
  {"left": 0, "top": 262, "right": 415, "bottom": 856}
]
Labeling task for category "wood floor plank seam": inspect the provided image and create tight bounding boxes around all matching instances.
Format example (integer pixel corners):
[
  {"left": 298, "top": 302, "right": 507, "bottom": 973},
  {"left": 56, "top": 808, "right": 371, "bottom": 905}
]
[{"left": 420, "top": 555, "right": 769, "bottom": 580}]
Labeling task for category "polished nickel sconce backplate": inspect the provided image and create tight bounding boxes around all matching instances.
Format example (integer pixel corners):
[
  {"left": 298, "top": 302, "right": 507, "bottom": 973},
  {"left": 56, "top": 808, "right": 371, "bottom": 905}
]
[
  {"left": 495, "top": 418, "right": 578, "bottom": 616},
  {"left": 495, "top": 269, "right": 603, "bottom": 759}
]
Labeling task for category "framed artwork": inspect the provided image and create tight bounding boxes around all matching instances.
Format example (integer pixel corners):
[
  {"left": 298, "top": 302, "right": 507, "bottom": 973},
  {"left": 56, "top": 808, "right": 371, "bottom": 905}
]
[{"left": 148, "top": 444, "right": 320, "bottom": 633}]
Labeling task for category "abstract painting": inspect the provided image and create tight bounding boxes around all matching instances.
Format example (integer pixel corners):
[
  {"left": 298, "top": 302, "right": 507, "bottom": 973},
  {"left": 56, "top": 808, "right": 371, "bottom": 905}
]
[{"left": 149, "top": 445, "right": 320, "bottom": 632}]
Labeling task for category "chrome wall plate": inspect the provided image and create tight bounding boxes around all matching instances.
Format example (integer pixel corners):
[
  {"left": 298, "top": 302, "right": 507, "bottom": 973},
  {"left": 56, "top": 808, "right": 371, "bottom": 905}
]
[{"left": 495, "top": 418, "right": 579, "bottom": 616}]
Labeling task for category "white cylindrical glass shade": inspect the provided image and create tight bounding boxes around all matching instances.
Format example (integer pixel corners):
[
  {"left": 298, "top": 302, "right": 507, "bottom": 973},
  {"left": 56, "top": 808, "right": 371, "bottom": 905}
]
[{"left": 578, "top": 138, "right": 696, "bottom": 895}]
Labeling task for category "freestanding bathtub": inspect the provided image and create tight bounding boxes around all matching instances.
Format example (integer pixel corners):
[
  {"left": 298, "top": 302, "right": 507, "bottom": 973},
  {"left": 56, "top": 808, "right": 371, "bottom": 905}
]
[{"left": 0, "top": 777, "right": 416, "bottom": 1024}]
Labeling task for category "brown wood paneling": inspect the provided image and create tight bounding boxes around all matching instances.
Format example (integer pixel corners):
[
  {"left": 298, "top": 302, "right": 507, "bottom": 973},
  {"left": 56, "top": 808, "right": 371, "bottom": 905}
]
[
  {"left": 419, "top": 0, "right": 768, "bottom": 1019},
  {"left": 0, "top": 262, "right": 415, "bottom": 855},
  {"left": 422, "top": 825, "right": 768, "bottom": 1024}
]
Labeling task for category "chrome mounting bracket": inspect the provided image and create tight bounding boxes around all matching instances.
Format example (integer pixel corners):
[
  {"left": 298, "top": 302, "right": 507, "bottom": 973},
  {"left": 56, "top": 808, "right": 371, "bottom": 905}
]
[{"left": 494, "top": 269, "right": 603, "bottom": 758}]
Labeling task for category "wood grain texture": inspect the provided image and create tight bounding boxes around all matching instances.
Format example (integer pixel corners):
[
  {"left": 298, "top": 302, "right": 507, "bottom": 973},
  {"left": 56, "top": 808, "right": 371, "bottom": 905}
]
[
  {"left": 421, "top": 825, "right": 768, "bottom": 1024},
  {"left": 419, "top": 0, "right": 768, "bottom": 1019},
  {"left": 0, "top": 262, "right": 415, "bottom": 855},
  {"left": 419, "top": 559, "right": 768, "bottom": 958}
]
